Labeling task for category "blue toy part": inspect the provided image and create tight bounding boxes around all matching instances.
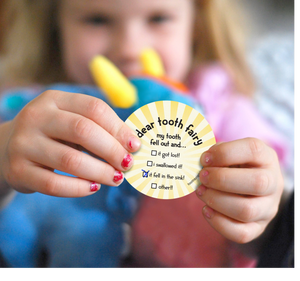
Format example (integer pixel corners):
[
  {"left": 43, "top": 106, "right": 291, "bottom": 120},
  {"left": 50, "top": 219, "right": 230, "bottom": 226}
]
[
  {"left": 0, "top": 77, "right": 198, "bottom": 267},
  {"left": 0, "top": 88, "right": 41, "bottom": 121},
  {"left": 131, "top": 77, "right": 194, "bottom": 109}
]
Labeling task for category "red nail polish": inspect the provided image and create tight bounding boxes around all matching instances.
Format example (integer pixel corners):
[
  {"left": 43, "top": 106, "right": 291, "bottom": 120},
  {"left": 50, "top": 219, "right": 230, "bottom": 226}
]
[
  {"left": 200, "top": 170, "right": 209, "bottom": 185},
  {"left": 121, "top": 154, "right": 133, "bottom": 168},
  {"left": 90, "top": 182, "right": 100, "bottom": 192},
  {"left": 113, "top": 171, "right": 124, "bottom": 183},
  {"left": 202, "top": 152, "right": 212, "bottom": 165},
  {"left": 128, "top": 137, "right": 141, "bottom": 151}
]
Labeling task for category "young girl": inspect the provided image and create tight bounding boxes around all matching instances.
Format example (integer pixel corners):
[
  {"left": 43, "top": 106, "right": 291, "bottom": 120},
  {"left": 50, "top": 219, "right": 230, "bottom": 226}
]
[{"left": 0, "top": 0, "right": 287, "bottom": 267}]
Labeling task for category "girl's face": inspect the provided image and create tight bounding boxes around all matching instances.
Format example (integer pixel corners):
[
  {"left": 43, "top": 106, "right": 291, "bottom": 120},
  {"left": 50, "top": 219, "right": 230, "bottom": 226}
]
[{"left": 58, "top": 0, "right": 195, "bottom": 84}]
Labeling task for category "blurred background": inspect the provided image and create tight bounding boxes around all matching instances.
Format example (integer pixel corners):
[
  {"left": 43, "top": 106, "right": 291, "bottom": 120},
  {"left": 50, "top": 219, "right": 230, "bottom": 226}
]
[
  {"left": 0, "top": 0, "right": 295, "bottom": 76},
  {"left": 241, "top": 0, "right": 294, "bottom": 44},
  {"left": 0, "top": 0, "right": 295, "bottom": 53},
  {"left": 0, "top": 0, "right": 5, "bottom": 51},
  {"left": 240, "top": 0, "right": 294, "bottom": 191}
]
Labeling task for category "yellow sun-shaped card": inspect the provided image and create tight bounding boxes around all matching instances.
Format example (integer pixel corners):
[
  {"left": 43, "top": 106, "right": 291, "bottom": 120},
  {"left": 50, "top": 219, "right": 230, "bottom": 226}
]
[{"left": 125, "top": 101, "right": 216, "bottom": 199}]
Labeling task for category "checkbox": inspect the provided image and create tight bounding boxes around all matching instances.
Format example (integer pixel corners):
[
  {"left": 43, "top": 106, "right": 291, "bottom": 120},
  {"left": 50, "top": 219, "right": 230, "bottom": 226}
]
[
  {"left": 151, "top": 183, "right": 157, "bottom": 189},
  {"left": 147, "top": 161, "right": 153, "bottom": 167},
  {"left": 151, "top": 150, "right": 157, "bottom": 156}
]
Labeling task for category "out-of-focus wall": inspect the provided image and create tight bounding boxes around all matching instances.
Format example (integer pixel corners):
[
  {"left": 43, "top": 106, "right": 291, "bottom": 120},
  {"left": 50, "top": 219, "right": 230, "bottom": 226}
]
[
  {"left": 240, "top": 0, "right": 294, "bottom": 45},
  {"left": 241, "top": 0, "right": 294, "bottom": 191},
  {"left": 0, "top": 0, "right": 5, "bottom": 54},
  {"left": 0, "top": 0, "right": 6, "bottom": 81}
]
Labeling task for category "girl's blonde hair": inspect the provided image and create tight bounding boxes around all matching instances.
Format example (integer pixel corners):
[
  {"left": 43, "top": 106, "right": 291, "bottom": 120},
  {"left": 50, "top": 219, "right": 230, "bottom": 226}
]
[
  {"left": 1, "top": 0, "right": 254, "bottom": 95},
  {"left": 1, "top": 0, "right": 64, "bottom": 85}
]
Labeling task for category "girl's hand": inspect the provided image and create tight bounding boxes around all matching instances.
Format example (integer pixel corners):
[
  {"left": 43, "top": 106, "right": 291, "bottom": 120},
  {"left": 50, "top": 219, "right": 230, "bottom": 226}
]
[
  {"left": 196, "top": 138, "right": 284, "bottom": 243},
  {"left": 0, "top": 90, "right": 141, "bottom": 197}
]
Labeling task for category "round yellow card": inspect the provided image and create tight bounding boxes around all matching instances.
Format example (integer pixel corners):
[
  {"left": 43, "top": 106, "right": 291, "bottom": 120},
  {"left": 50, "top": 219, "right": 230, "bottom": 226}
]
[{"left": 125, "top": 101, "right": 216, "bottom": 199}]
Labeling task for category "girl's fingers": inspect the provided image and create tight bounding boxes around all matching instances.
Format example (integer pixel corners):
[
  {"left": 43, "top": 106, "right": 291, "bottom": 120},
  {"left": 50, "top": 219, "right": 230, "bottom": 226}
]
[
  {"left": 199, "top": 166, "right": 275, "bottom": 196},
  {"left": 48, "top": 91, "right": 140, "bottom": 152},
  {"left": 201, "top": 138, "right": 278, "bottom": 168},
  {"left": 26, "top": 136, "right": 124, "bottom": 187},
  {"left": 200, "top": 206, "right": 266, "bottom": 244},
  {"left": 195, "top": 138, "right": 284, "bottom": 243},
  {"left": 4, "top": 90, "right": 139, "bottom": 197},
  {"left": 196, "top": 185, "right": 278, "bottom": 223},
  {"left": 21, "top": 164, "right": 102, "bottom": 197},
  {"left": 43, "top": 110, "right": 134, "bottom": 172}
]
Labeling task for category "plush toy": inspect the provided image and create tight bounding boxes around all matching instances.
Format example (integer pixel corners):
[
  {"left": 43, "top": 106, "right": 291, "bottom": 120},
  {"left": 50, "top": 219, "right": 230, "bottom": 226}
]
[{"left": 0, "top": 50, "right": 196, "bottom": 267}]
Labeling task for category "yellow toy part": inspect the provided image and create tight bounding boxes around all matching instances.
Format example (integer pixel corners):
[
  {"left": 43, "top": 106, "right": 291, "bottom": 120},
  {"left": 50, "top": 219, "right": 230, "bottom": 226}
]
[
  {"left": 141, "top": 48, "right": 188, "bottom": 94},
  {"left": 89, "top": 56, "right": 137, "bottom": 108},
  {"left": 140, "top": 48, "right": 165, "bottom": 77}
]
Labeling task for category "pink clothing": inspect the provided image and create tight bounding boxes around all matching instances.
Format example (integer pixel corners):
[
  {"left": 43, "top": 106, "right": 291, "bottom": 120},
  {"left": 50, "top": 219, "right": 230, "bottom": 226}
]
[
  {"left": 130, "top": 64, "right": 288, "bottom": 268},
  {"left": 188, "top": 64, "right": 288, "bottom": 163}
]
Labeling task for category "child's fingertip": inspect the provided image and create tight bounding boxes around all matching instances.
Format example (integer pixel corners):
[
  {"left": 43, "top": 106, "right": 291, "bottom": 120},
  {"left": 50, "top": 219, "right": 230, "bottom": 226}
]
[
  {"left": 90, "top": 182, "right": 101, "bottom": 192},
  {"left": 128, "top": 136, "right": 141, "bottom": 151},
  {"left": 196, "top": 185, "right": 207, "bottom": 197},
  {"left": 201, "top": 152, "right": 212, "bottom": 166},
  {"left": 121, "top": 153, "right": 134, "bottom": 170},
  {"left": 203, "top": 205, "right": 215, "bottom": 219},
  {"left": 113, "top": 170, "right": 124, "bottom": 185}
]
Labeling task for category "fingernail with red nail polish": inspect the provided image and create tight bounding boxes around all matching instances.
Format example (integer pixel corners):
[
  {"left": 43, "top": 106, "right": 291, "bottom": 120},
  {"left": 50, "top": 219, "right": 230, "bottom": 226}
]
[
  {"left": 122, "top": 154, "right": 133, "bottom": 169},
  {"left": 200, "top": 170, "right": 209, "bottom": 184},
  {"left": 203, "top": 206, "right": 214, "bottom": 219},
  {"left": 129, "top": 137, "right": 141, "bottom": 151},
  {"left": 113, "top": 171, "right": 124, "bottom": 184},
  {"left": 203, "top": 152, "right": 212, "bottom": 165},
  {"left": 196, "top": 185, "right": 206, "bottom": 197},
  {"left": 90, "top": 182, "right": 100, "bottom": 192}
]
